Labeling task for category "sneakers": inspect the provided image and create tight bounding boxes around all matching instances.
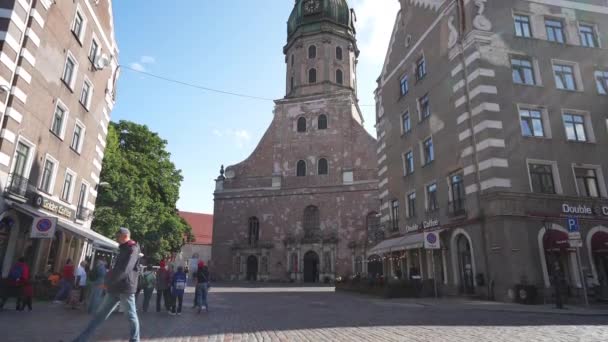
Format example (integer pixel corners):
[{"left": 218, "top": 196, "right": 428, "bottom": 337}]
[
  {"left": 52, "top": 300, "right": 62, "bottom": 304},
  {"left": 177, "top": 312, "right": 181, "bottom": 316},
  {"left": 169, "top": 311, "right": 176, "bottom": 316}
]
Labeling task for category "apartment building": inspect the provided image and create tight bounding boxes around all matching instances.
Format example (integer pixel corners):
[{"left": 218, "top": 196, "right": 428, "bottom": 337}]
[
  {"left": 0, "top": 0, "right": 119, "bottom": 277},
  {"left": 373, "top": 0, "right": 608, "bottom": 302}
]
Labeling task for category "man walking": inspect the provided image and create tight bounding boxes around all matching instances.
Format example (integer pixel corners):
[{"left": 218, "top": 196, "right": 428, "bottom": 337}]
[
  {"left": 156, "top": 260, "right": 171, "bottom": 312},
  {"left": 195, "top": 260, "right": 210, "bottom": 313},
  {"left": 72, "top": 228, "right": 141, "bottom": 342}
]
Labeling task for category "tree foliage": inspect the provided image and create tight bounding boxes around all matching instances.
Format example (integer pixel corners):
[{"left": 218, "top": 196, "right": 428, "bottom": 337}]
[{"left": 92, "top": 120, "right": 194, "bottom": 262}]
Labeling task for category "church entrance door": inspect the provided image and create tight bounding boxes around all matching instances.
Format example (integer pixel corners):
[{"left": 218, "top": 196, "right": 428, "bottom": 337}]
[
  {"left": 246, "top": 255, "right": 258, "bottom": 281},
  {"left": 303, "top": 251, "right": 319, "bottom": 283}
]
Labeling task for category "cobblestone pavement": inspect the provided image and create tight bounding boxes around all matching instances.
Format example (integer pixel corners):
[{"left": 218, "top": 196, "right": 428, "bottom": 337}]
[{"left": 1, "top": 286, "right": 607, "bottom": 342}]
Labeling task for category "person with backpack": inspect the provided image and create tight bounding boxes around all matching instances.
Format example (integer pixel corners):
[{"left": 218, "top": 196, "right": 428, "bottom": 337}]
[
  {"left": 0, "top": 257, "right": 29, "bottom": 311},
  {"left": 169, "top": 266, "right": 187, "bottom": 316},
  {"left": 141, "top": 265, "right": 156, "bottom": 313},
  {"left": 194, "top": 260, "right": 210, "bottom": 314},
  {"left": 72, "top": 228, "right": 141, "bottom": 342}
]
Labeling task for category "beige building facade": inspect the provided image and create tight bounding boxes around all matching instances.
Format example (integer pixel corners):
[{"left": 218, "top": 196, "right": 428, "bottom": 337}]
[
  {"left": 374, "top": 0, "right": 608, "bottom": 302},
  {"left": 0, "top": 0, "right": 119, "bottom": 277}
]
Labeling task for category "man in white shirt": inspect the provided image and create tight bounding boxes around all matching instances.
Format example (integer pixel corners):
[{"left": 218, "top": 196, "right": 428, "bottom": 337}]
[{"left": 75, "top": 261, "right": 88, "bottom": 303}]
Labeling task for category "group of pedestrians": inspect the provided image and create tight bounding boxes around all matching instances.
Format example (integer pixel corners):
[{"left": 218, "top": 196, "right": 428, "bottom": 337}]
[{"left": 142, "top": 259, "right": 210, "bottom": 315}]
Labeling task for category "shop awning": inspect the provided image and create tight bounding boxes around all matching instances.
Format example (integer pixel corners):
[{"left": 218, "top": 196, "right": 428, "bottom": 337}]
[
  {"left": 592, "top": 231, "right": 608, "bottom": 254},
  {"left": 368, "top": 233, "right": 424, "bottom": 255},
  {"left": 8, "top": 201, "right": 118, "bottom": 251},
  {"left": 543, "top": 229, "right": 570, "bottom": 251}
]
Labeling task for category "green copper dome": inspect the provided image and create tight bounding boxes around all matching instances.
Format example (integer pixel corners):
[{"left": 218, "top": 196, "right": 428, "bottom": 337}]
[{"left": 287, "top": 0, "right": 355, "bottom": 39}]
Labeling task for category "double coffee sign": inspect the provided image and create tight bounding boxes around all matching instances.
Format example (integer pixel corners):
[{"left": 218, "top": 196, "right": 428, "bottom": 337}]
[
  {"left": 405, "top": 218, "right": 441, "bottom": 233},
  {"left": 561, "top": 203, "right": 608, "bottom": 217}
]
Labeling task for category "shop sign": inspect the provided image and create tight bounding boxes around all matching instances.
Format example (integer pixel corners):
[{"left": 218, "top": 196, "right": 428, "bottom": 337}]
[
  {"left": 422, "top": 218, "right": 440, "bottom": 231},
  {"left": 569, "top": 239, "right": 583, "bottom": 248},
  {"left": 30, "top": 216, "right": 57, "bottom": 239},
  {"left": 424, "top": 230, "right": 442, "bottom": 249},
  {"left": 561, "top": 203, "right": 608, "bottom": 217},
  {"left": 34, "top": 195, "right": 74, "bottom": 220},
  {"left": 405, "top": 224, "right": 420, "bottom": 233}
]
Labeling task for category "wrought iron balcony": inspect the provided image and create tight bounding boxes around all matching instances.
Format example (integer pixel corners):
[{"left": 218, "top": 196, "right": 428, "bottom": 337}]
[
  {"left": 76, "top": 206, "right": 92, "bottom": 221},
  {"left": 5, "top": 173, "right": 29, "bottom": 198},
  {"left": 448, "top": 198, "right": 467, "bottom": 217}
]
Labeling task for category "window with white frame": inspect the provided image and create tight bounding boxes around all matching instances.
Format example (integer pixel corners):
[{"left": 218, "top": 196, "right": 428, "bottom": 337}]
[
  {"left": 519, "top": 107, "right": 545, "bottom": 137},
  {"left": 71, "top": 122, "right": 85, "bottom": 153},
  {"left": 403, "top": 150, "right": 414, "bottom": 176},
  {"left": 60, "top": 170, "right": 76, "bottom": 203},
  {"left": 422, "top": 137, "right": 434, "bottom": 165},
  {"left": 77, "top": 182, "right": 89, "bottom": 211},
  {"left": 545, "top": 19, "right": 565, "bottom": 43},
  {"left": 80, "top": 79, "right": 92, "bottom": 109},
  {"left": 415, "top": 56, "right": 426, "bottom": 81},
  {"left": 574, "top": 167, "right": 601, "bottom": 198},
  {"left": 563, "top": 113, "right": 588, "bottom": 142},
  {"left": 426, "top": 183, "right": 438, "bottom": 212},
  {"left": 40, "top": 156, "right": 57, "bottom": 194},
  {"left": 89, "top": 38, "right": 99, "bottom": 63},
  {"left": 579, "top": 24, "right": 598, "bottom": 48},
  {"left": 514, "top": 14, "right": 532, "bottom": 38},
  {"left": 511, "top": 57, "right": 536, "bottom": 85},
  {"left": 449, "top": 173, "right": 465, "bottom": 213},
  {"left": 12, "top": 141, "right": 32, "bottom": 178},
  {"left": 595, "top": 70, "right": 608, "bottom": 95},
  {"left": 391, "top": 199, "right": 399, "bottom": 231},
  {"left": 419, "top": 93, "right": 430, "bottom": 120},
  {"left": 553, "top": 63, "right": 577, "bottom": 90},
  {"left": 51, "top": 102, "right": 68, "bottom": 138},
  {"left": 72, "top": 10, "right": 85, "bottom": 42},
  {"left": 400, "top": 75, "right": 409, "bottom": 96},
  {"left": 62, "top": 53, "right": 78, "bottom": 89},
  {"left": 406, "top": 192, "right": 416, "bottom": 218},
  {"left": 402, "top": 111, "right": 411, "bottom": 134},
  {"left": 529, "top": 163, "right": 557, "bottom": 194}
]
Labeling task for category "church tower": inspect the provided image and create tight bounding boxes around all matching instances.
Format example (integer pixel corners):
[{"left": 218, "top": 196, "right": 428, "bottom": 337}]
[{"left": 212, "top": 0, "right": 379, "bottom": 283}]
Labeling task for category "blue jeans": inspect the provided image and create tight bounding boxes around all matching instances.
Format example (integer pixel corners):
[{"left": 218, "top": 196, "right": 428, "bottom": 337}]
[
  {"left": 73, "top": 293, "right": 140, "bottom": 342},
  {"left": 54, "top": 279, "right": 72, "bottom": 301},
  {"left": 195, "top": 283, "right": 209, "bottom": 309}
]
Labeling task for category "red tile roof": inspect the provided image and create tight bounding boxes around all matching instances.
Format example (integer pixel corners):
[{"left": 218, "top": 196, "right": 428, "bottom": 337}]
[{"left": 179, "top": 211, "right": 213, "bottom": 245}]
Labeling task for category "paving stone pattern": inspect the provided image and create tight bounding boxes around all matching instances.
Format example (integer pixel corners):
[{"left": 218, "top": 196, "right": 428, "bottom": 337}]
[{"left": 0, "top": 286, "right": 607, "bottom": 342}]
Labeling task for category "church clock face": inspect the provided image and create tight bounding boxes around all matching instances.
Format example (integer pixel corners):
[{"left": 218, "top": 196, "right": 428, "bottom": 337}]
[{"left": 303, "top": 0, "right": 321, "bottom": 15}]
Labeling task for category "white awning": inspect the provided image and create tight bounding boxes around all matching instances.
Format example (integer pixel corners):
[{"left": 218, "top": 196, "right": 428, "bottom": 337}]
[
  {"left": 368, "top": 233, "right": 424, "bottom": 255},
  {"left": 9, "top": 201, "right": 118, "bottom": 251}
]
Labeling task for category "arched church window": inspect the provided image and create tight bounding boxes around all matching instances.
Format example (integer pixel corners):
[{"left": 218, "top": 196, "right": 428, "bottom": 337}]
[
  {"left": 308, "top": 45, "right": 316, "bottom": 59},
  {"left": 309, "top": 68, "right": 317, "bottom": 84},
  {"left": 336, "top": 46, "right": 343, "bottom": 60},
  {"left": 303, "top": 205, "right": 320, "bottom": 235},
  {"left": 318, "top": 114, "right": 327, "bottom": 130},
  {"left": 248, "top": 217, "right": 260, "bottom": 245},
  {"left": 291, "top": 54, "right": 294, "bottom": 66},
  {"left": 336, "top": 69, "right": 343, "bottom": 85},
  {"left": 297, "top": 160, "right": 307, "bottom": 177},
  {"left": 297, "top": 117, "right": 307, "bottom": 132},
  {"left": 318, "top": 158, "right": 328, "bottom": 175},
  {"left": 290, "top": 77, "right": 295, "bottom": 92}
]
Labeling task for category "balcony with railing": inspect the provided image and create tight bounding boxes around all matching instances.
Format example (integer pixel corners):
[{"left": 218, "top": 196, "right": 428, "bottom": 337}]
[
  {"left": 76, "top": 206, "right": 92, "bottom": 221},
  {"left": 5, "top": 173, "right": 29, "bottom": 200},
  {"left": 448, "top": 198, "right": 467, "bottom": 217}
]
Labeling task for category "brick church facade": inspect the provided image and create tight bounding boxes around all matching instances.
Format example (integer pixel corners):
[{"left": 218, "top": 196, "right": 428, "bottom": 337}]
[{"left": 212, "top": 0, "right": 379, "bottom": 282}]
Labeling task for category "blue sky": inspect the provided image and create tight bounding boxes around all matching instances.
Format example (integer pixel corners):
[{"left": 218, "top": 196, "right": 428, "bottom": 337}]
[{"left": 111, "top": 1, "right": 399, "bottom": 214}]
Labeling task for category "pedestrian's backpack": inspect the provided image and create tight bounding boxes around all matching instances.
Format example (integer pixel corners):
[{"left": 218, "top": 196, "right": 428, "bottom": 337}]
[
  {"left": 174, "top": 273, "right": 186, "bottom": 291},
  {"left": 8, "top": 264, "right": 23, "bottom": 282},
  {"left": 143, "top": 272, "right": 155, "bottom": 288}
]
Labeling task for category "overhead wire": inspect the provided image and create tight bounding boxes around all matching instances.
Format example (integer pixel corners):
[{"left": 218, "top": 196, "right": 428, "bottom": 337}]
[{"left": 121, "top": 65, "right": 376, "bottom": 107}]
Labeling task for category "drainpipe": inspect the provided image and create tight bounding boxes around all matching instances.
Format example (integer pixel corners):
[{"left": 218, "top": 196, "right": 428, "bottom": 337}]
[{"left": 456, "top": 0, "right": 493, "bottom": 300}]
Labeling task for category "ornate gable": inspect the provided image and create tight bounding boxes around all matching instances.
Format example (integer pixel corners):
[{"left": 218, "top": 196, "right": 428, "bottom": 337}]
[{"left": 408, "top": 0, "right": 447, "bottom": 11}]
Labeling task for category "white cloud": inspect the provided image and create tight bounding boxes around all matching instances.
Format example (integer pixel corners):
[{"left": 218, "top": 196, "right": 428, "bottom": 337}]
[
  {"left": 212, "top": 129, "right": 252, "bottom": 148},
  {"left": 129, "top": 62, "right": 146, "bottom": 72},
  {"left": 129, "top": 56, "right": 156, "bottom": 72},
  {"left": 140, "top": 55, "right": 156, "bottom": 64},
  {"left": 351, "top": 0, "right": 400, "bottom": 65}
]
